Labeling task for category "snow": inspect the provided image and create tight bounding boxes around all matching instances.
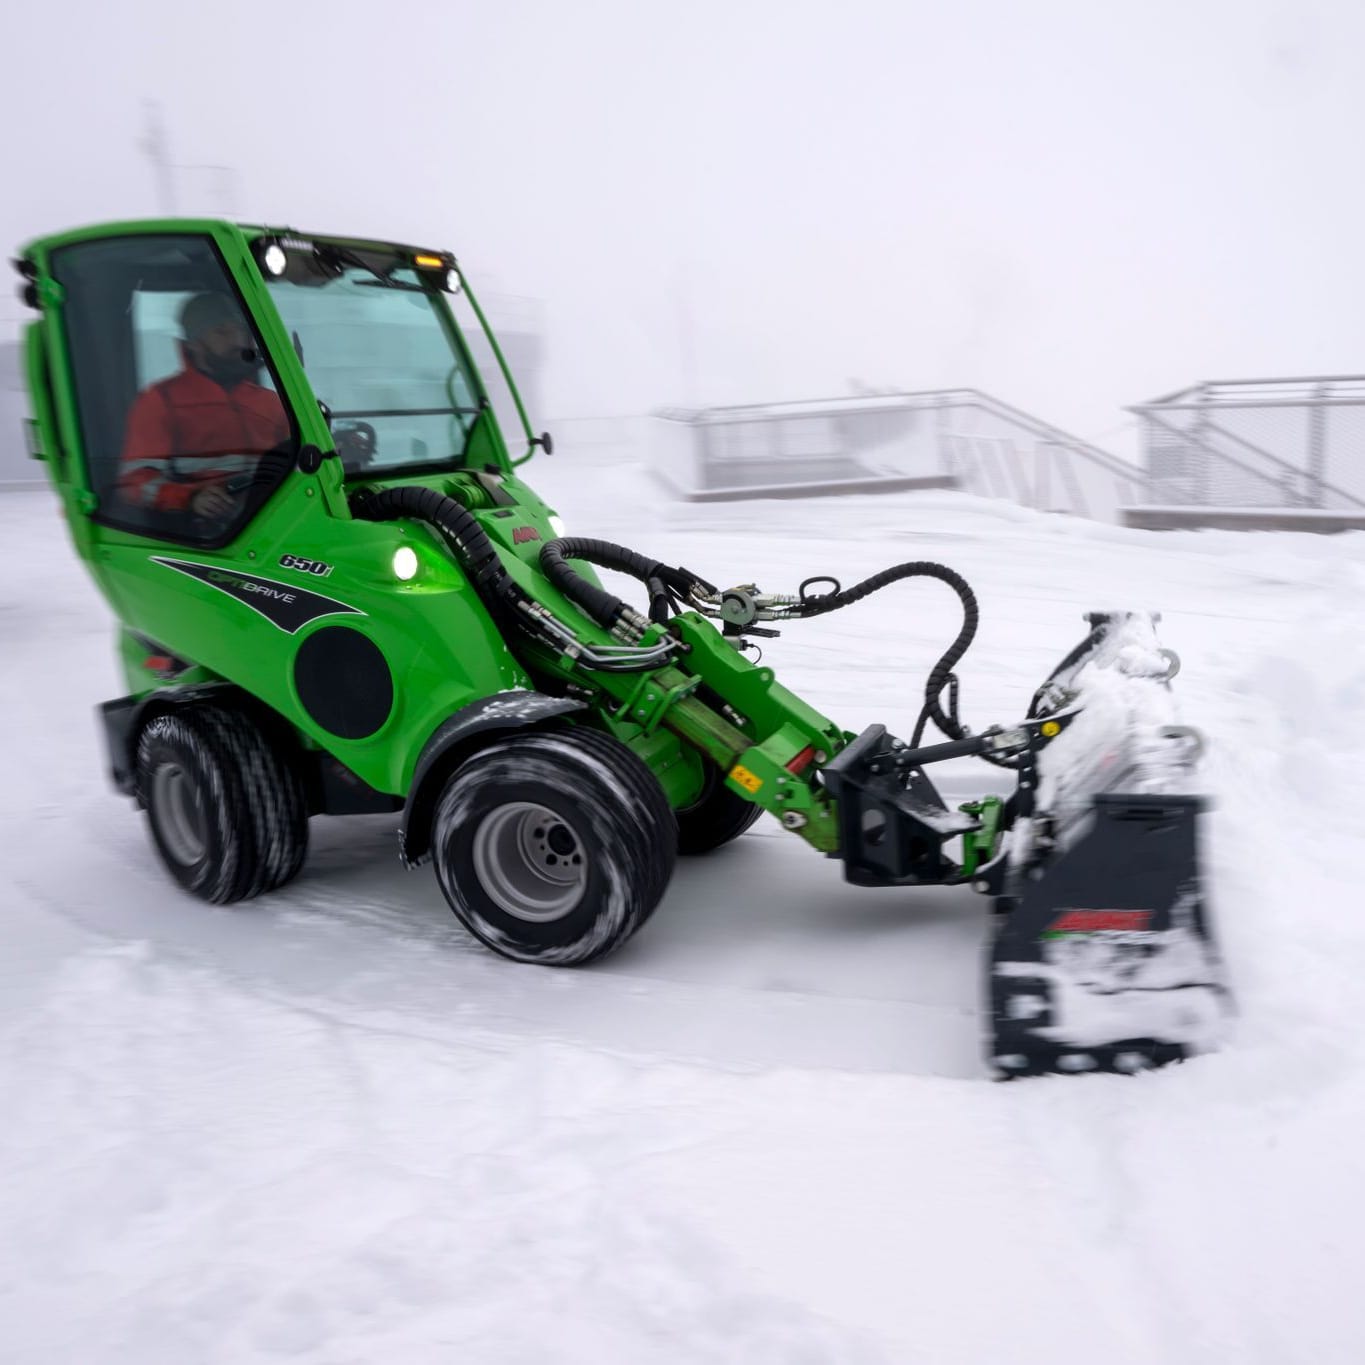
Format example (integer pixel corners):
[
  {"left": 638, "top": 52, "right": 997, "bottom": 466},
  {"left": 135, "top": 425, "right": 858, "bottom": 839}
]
[
  {"left": 1131, "top": 505, "right": 1365, "bottom": 520},
  {"left": 4, "top": 463, "right": 1365, "bottom": 1362}
]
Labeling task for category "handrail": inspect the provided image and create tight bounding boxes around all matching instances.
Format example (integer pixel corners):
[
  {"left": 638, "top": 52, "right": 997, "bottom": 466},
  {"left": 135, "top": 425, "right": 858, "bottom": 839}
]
[
  {"left": 1135, "top": 375, "right": 1365, "bottom": 409},
  {"left": 657, "top": 387, "right": 1144, "bottom": 487},
  {"left": 1199, "top": 419, "right": 1365, "bottom": 508},
  {"left": 1136, "top": 409, "right": 1283, "bottom": 496},
  {"left": 1136, "top": 408, "right": 1316, "bottom": 505},
  {"left": 952, "top": 389, "right": 1143, "bottom": 484},
  {"left": 1134, "top": 395, "right": 1365, "bottom": 412}
]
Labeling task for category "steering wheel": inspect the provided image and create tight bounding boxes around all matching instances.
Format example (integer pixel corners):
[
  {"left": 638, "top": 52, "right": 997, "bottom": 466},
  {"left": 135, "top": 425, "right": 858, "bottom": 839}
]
[{"left": 334, "top": 421, "right": 378, "bottom": 472}]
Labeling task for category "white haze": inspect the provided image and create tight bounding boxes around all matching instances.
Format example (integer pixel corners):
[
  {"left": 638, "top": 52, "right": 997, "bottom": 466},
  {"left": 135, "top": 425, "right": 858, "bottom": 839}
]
[{"left": 3, "top": 0, "right": 1364, "bottom": 450}]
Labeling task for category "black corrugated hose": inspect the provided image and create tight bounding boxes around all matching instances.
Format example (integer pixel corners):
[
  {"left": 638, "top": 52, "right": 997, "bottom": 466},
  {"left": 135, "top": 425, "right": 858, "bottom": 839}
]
[
  {"left": 539, "top": 537, "right": 715, "bottom": 634},
  {"left": 349, "top": 486, "right": 529, "bottom": 622},
  {"left": 351, "top": 491, "right": 985, "bottom": 746},
  {"left": 349, "top": 495, "right": 709, "bottom": 652},
  {"left": 1026, "top": 614, "right": 1109, "bottom": 717},
  {"left": 792, "top": 562, "right": 979, "bottom": 745},
  {"left": 538, "top": 535, "right": 985, "bottom": 748}
]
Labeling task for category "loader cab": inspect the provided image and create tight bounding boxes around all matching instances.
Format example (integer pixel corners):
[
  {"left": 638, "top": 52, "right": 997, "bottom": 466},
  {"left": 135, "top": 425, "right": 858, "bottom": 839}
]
[
  {"left": 44, "top": 232, "right": 299, "bottom": 548},
  {"left": 28, "top": 222, "right": 517, "bottom": 551}
]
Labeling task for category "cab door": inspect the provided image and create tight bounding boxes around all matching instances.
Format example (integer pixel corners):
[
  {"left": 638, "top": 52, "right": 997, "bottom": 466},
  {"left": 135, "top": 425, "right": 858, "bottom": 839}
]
[{"left": 42, "top": 230, "right": 333, "bottom": 688}]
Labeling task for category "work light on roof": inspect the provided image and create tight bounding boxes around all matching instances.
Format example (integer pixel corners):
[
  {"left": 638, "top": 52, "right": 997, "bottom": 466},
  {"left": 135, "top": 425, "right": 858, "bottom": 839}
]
[{"left": 261, "top": 243, "right": 288, "bottom": 277}]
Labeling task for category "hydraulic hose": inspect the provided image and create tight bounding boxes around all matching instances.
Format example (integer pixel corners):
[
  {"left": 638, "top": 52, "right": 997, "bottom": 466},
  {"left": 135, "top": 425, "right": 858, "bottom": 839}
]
[
  {"left": 794, "top": 562, "right": 979, "bottom": 744},
  {"left": 349, "top": 485, "right": 527, "bottom": 620},
  {"left": 1026, "top": 613, "right": 1110, "bottom": 717},
  {"left": 349, "top": 494, "right": 680, "bottom": 673},
  {"left": 539, "top": 537, "right": 714, "bottom": 638},
  {"left": 352, "top": 497, "right": 989, "bottom": 749},
  {"left": 542, "top": 539, "right": 984, "bottom": 748}
]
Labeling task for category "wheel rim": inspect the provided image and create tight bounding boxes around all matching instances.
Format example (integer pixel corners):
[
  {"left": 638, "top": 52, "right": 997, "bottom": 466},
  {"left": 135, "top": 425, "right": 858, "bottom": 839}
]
[
  {"left": 153, "top": 761, "right": 207, "bottom": 866},
  {"left": 470, "top": 801, "right": 588, "bottom": 922}
]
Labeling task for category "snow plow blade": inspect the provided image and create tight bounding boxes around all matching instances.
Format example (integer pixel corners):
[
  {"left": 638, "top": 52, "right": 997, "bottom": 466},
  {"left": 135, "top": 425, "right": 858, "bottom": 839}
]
[
  {"left": 989, "top": 792, "right": 1228, "bottom": 1078},
  {"left": 985, "top": 610, "right": 1232, "bottom": 1078}
]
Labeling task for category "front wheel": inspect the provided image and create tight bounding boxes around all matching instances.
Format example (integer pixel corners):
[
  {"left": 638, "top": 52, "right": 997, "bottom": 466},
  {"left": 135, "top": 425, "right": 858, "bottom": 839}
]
[{"left": 431, "top": 728, "right": 676, "bottom": 965}]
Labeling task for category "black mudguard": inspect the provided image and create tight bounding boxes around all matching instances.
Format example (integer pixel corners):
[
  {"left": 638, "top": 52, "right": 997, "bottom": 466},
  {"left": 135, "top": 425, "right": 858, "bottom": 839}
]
[
  {"left": 100, "top": 682, "right": 239, "bottom": 795},
  {"left": 988, "top": 793, "right": 1231, "bottom": 1078},
  {"left": 398, "top": 691, "right": 586, "bottom": 867}
]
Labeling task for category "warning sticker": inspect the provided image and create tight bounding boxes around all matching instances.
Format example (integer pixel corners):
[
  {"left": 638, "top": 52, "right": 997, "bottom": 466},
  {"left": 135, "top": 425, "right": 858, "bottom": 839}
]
[{"left": 729, "top": 764, "right": 763, "bottom": 794}]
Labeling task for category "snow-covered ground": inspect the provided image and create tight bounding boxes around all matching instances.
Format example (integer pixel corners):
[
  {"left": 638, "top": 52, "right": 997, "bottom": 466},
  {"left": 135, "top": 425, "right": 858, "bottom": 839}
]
[{"left": 4, "top": 456, "right": 1365, "bottom": 1363}]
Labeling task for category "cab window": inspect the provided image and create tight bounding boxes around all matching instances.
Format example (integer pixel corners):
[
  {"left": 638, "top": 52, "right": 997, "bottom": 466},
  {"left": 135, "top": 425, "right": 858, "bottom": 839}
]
[{"left": 50, "top": 235, "right": 297, "bottom": 547}]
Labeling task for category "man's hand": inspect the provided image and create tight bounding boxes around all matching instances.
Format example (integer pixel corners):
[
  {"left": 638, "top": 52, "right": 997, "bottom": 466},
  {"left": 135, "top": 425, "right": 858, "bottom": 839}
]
[{"left": 189, "top": 483, "right": 238, "bottom": 519}]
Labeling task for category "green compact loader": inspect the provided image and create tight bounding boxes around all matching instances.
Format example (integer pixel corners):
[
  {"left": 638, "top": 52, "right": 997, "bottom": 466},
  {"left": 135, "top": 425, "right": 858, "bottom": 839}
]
[{"left": 13, "top": 220, "right": 1230, "bottom": 1076}]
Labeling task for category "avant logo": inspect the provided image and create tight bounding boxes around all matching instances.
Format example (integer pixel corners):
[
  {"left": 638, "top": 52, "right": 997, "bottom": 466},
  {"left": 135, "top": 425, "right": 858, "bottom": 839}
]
[
  {"left": 1046, "top": 910, "right": 1155, "bottom": 935},
  {"left": 512, "top": 526, "right": 541, "bottom": 545}
]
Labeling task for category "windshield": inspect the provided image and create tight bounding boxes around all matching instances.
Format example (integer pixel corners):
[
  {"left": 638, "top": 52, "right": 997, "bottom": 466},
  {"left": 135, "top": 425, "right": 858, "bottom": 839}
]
[{"left": 264, "top": 255, "right": 485, "bottom": 476}]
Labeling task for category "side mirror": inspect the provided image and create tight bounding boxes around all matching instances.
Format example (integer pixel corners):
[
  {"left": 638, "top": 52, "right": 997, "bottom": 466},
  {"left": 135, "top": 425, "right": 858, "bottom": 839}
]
[
  {"left": 533, "top": 431, "right": 554, "bottom": 456},
  {"left": 12, "top": 258, "right": 38, "bottom": 310}
]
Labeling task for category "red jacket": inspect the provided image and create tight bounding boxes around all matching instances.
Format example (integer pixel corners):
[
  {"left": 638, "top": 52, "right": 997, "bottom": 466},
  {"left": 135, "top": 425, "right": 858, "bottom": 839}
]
[{"left": 120, "top": 367, "right": 290, "bottom": 513}]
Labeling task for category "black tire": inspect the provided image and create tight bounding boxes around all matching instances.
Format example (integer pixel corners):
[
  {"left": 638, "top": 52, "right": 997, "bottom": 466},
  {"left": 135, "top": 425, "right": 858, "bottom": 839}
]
[
  {"left": 136, "top": 703, "right": 309, "bottom": 904},
  {"left": 217, "top": 704, "right": 310, "bottom": 897},
  {"left": 431, "top": 726, "right": 676, "bottom": 965},
  {"left": 676, "top": 764, "right": 763, "bottom": 855}
]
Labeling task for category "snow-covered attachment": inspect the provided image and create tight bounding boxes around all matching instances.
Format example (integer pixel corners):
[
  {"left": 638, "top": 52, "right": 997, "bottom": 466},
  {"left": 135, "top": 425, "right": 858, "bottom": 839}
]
[{"left": 988, "top": 612, "right": 1232, "bottom": 1078}]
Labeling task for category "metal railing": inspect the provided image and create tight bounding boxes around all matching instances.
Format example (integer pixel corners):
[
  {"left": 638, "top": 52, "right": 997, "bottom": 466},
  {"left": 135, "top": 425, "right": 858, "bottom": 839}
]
[
  {"left": 1129, "top": 377, "right": 1365, "bottom": 512},
  {"left": 653, "top": 388, "right": 1143, "bottom": 517},
  {"left": 929, "top": 389, "right": 1143, "bottom": 518}
]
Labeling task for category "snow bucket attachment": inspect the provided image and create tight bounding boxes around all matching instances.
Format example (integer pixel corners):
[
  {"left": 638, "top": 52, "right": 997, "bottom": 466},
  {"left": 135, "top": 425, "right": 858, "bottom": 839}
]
[
  {"left": 986, "top": 612, "right": 1232, "bottom": 1078},
  {"left": 988, "top": 794, "right": 1226, "bottom": 1077}
]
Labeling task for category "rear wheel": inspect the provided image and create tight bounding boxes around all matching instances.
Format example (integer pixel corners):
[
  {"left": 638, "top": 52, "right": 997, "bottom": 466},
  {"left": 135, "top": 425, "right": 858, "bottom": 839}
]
[
  {"left": 137, "top": 702, "right": 308, "bottom": 904},
  {"left": 431, "top": 727, "right": 676, "bottom": 965},
  {"left": 676, "top": 764, "right": 763, "bottom": 855}
]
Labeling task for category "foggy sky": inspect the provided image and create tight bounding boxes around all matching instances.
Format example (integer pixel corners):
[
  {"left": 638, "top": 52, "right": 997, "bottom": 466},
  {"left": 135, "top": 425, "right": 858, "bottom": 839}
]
[{"left": 4, "top": 0, "right": 1363, "bottom": 455}]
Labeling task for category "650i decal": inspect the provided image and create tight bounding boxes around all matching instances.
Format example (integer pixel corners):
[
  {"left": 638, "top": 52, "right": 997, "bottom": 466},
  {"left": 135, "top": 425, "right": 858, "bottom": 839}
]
[
  {"left": 150, "top": 557, "right": 363, "bottom": 633},
  {"left": 279, "top": 553, "right": 335, "bottom": 577}
]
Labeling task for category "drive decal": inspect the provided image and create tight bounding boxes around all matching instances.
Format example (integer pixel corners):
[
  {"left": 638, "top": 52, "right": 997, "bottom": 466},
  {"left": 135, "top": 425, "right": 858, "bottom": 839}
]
[{"left": 150, "top": 557, "right": 363, "bottom": 634}]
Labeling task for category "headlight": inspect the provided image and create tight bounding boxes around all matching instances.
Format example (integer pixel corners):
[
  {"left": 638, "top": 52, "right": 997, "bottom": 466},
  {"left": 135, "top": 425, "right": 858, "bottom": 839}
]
[
  {"left": 261, "top": 243, "right": 287, "bottom": 277},
  {"left": 446, "top": 267, "right": 462, "bottom": 294},
  {"left": 392, "top": 546, "right": 418, "bottom": 581}
]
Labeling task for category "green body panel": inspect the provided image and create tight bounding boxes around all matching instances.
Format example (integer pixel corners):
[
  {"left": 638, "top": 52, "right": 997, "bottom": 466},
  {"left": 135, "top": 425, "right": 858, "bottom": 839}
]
[
  {"left": 18, "top": 219, "right": 535, "bottom": 797},
  {"left": 97, "top": 506, "right": 531, "bottom": 796},
  {"left": 958, "top": 796, "right": 1004, "bottom": 878},
  {"left": 15, "top": 216, "right": 1005, "bottom": 875}
]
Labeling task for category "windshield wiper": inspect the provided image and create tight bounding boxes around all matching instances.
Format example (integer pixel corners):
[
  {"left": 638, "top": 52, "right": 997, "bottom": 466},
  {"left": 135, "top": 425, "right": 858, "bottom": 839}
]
[
  {"left": 315, "top": 244, "right": 396, "bottom": 287},
  {"left": 329, "top": 406, "right": 481, "bottom": 419}
]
